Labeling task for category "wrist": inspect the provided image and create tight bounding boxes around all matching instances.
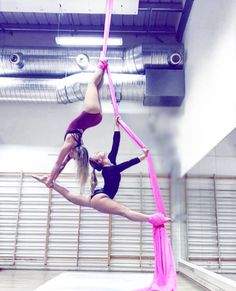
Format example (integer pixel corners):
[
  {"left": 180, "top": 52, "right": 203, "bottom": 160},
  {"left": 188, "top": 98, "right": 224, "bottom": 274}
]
[{"left": 138, "top": 154, "right": 145, "bottom": 161}]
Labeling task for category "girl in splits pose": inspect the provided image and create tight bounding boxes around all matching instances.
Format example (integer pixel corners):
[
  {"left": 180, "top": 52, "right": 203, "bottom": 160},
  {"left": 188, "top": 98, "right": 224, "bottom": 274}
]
[
  {"left": 33, "top": 118, "right": 170, "bottom": 227},
  {"left": 44, "top": 56, "right": 108, "bottom": 189}
]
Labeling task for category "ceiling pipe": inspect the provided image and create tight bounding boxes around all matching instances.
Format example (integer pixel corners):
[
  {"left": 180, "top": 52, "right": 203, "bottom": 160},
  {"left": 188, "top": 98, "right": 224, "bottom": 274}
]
[
  {"left": 0, "top": 44, "right": 184, "bottom": 104},
  {"left": 0, "top": 44, "right": 184, "bottom": 77},
  {"left": 0, "top": 73, "right": 145, "bottom": 104}
]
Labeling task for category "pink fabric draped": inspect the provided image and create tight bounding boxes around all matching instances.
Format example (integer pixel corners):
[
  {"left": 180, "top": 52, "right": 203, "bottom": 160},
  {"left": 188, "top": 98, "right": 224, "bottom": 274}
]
[
  {"left": 102, "top": 1, "right": 176, "bottom": 290},
  {"left": 102, "top": 0, "right": 113, "bottom": 57},
  {"left": 106, "top": 65, "right": 119, "bottom": 117}
]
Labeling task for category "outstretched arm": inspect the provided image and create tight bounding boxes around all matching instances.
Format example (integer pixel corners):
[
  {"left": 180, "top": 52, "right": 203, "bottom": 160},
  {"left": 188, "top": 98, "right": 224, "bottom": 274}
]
[
  {"left": 32, "top": 175, "right": 91, "bottom": 207},
  {"left": 46, "top": 135, "right": 75, "bottom": 187},
  {"left": 108, "top": 117, "right": 120, "bottom": 165},
  {"left": 138, "top": 148, "right": 149, "bottom": 161},
  {"left": 115, "top": 148, "right": 149, "bottom": 172},
  {"left": 114, "top": 116, "right": 120, "bottom": 132},
  {"left": 56, "top": 153, "right": 72, "bottom": 177}
]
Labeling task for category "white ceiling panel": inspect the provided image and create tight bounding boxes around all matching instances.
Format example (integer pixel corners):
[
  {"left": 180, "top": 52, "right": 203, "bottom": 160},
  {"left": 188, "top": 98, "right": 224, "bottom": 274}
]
[{"left": 0, "top": 0, "right": 139, "bottom": 15}]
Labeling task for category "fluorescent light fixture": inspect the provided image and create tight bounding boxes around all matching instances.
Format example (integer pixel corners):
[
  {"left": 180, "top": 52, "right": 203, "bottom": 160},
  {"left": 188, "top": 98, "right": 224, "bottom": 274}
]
[{"left": 55, "top": 36, "right": 123, "bottom": 47}]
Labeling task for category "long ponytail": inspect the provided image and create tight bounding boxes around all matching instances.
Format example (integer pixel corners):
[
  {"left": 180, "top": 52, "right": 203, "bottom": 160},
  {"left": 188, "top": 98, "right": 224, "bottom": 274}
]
[
  {"left": 90, "top": 169, "right": 98, "bottom": 194},
  {"left": 89, "top": 158, "right": 103, "bottom": 194},
  {"left": 75, "top": 145, "right": 89, "bottom": 192}
]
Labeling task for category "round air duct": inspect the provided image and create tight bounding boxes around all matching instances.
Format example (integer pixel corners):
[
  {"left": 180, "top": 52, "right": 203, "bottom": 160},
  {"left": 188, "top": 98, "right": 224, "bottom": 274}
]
[
  {"left": 76, "top": 53, "right": 89, "bottom": 70},
  {"left": 9, "top": 52, "right": 25, "bottom": 69},
  {"left": 168, "top": 52, "right": 182, "bottom": 66}
]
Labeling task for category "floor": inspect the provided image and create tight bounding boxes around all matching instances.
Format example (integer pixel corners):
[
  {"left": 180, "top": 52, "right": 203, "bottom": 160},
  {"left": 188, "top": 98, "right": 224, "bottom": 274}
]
[
  {"left": 0, "top": 270, "right": 207, "bottom": 291},
  {"left": 223, "top": 274, "right": 236, "bottom": 281}
]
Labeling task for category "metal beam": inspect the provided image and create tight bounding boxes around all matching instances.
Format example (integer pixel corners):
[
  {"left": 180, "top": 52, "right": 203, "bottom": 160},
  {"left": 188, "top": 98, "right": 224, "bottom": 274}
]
[
  {"left": 0, "top": 0, "right": 139, "bottom": 15},
  {"left": 0, "top": 23, "right": 175, "bottom": 34},
  {"left": 139, "top": 2, "right": 183, "bottom": 13},
  {"left": 176, "top": 0, "right": 194, "bottom": 42}
]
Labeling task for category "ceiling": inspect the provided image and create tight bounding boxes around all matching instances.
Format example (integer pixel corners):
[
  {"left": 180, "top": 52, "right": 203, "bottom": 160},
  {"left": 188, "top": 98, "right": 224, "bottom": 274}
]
[
  {"left": 0, "top": 0, "right": 186, "bottom": 107},
  {"left": 0, "top": 0, "right": 184, "bottom": 38}
]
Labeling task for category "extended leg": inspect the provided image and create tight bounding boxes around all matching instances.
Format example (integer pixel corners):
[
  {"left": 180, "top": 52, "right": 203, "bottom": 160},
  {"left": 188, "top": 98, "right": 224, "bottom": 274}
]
[
  {"left": 91, "top": 194, "right": 171, "bottom": 227},
  {"left": 83, "top": 60, "right": 107, "bottom": 114},
  {"left": 90, "top": 194, "right": 149, "bottom": 222},
  {"left": 52, "top": 182, "right": 91, "bottom": 207},
  {"left": 32, "top": 175, "right": 91, "bottom": 207}
]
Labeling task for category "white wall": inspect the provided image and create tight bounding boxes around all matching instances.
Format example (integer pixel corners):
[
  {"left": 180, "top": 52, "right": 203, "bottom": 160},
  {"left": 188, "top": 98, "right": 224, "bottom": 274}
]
[
  {"left": 189, "top": 128, "right": 236, "bottom": 176},
  {"left": 176, "top": 0, "right": 236, "bottom": 176}
]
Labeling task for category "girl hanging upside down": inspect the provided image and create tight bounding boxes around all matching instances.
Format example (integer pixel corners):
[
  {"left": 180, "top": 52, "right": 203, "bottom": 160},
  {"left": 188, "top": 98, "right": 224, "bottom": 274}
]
[
  {"left": 33, "top": 118, "right": 170, "bottom": 227},
  {"left": 44, "top": 55, "right": 108, "bottom": 190}
]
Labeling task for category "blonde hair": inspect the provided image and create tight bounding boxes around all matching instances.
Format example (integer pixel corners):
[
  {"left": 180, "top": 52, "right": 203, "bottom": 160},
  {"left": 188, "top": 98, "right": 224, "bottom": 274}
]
[
  {"left": 89, "top": 158, "right": 103, "bottom": 194},
  {"left": 90, "top": 168, "right": 98, "bottom": 194},
  {"left": 75, "top": 145, "right": 89, "bottom": 192}
]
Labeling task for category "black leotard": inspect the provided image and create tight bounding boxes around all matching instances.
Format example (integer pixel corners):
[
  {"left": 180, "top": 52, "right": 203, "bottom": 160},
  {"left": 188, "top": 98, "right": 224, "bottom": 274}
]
[{"left": 91, "top": 131, "right": 140, "bottom": 200}]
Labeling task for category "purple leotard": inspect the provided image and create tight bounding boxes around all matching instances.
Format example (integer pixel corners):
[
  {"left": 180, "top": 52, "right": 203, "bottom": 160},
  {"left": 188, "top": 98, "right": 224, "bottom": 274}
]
[{"left": 64, "top": 111, "right": 102, "bottom": 144}]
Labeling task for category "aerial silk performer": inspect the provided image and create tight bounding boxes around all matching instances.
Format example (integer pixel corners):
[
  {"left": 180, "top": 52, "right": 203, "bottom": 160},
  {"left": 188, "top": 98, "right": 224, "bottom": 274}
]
[
  {"left": 102, "top": 1, "right": 176, "bottom": 290},
  {"left": 43, "top": 55, "right": 108, "bottom": 191},
  {"left": 33, "top": 117, "right": 170, "bottom": 227}
]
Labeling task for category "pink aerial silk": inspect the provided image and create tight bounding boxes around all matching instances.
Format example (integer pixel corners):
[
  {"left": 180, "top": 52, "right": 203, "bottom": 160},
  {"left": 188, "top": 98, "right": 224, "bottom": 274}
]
[
  {"left": 102, "top": 1, "right": 176, "bottom": 290},
  {"left": 102, "top": 0, "right": 113, "bottom": 58}
]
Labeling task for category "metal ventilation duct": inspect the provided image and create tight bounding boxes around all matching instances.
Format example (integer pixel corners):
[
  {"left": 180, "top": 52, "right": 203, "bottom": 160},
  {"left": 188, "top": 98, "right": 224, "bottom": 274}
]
[
  {"left": 0, "top": 44, "right": 184, "bottom": 105},
  {"left": 1, "top": 48, "right": 124, "bottom": 76},
  {"left": 0, "top": 44, "right": 184, "bottom": 77},
  {"left": 124, "top": 44, "right": 184, "bottom": 73},
  {"left": 0, "top": 74, "right": 145, "bottom": 103}
]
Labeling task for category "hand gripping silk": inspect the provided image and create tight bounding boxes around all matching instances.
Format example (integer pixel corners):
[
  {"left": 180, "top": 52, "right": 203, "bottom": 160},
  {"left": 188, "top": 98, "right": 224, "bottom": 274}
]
[{"left": 102, "top": 1, "right": 176, "bottom": 290}]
